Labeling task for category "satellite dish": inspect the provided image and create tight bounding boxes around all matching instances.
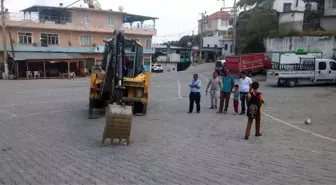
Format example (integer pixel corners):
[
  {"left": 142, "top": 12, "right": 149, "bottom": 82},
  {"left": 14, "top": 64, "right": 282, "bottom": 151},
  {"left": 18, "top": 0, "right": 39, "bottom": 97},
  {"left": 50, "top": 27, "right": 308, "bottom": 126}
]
[
  {"left": 118, "top": 6, "right": 124, "bottom": 12},
  {"left": 94, "top": 1, "right": 101, "bottom": 10}
]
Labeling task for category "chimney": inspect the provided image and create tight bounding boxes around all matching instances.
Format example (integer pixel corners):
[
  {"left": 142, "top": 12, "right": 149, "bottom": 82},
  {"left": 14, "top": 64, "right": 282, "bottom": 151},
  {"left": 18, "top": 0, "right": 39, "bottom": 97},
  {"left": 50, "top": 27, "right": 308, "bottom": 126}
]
[{"left": 59, "top": 3, "right": 63, "bottom": 7}]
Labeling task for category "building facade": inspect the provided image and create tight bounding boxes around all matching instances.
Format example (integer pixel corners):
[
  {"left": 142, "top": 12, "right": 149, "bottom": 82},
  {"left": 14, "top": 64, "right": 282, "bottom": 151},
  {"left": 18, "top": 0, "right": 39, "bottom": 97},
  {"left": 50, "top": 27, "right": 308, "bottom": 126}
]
[
  {"left": 198, "top": 11, "right": 232, "bottom": 37},
  {"left": 321, "top": 0, "right": 336, "bottom": 31},
  {"left": 0, "top": 4, "right": 157, "bottom": 78},
  {"left": 271, "top": 0, "right": 317, "bottom": 31}
]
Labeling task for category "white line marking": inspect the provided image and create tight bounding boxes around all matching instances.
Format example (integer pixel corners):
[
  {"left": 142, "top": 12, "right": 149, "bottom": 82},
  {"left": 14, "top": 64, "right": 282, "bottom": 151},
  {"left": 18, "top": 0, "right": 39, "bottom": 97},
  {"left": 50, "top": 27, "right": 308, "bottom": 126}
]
[
  {"left": 0, "top": 108, "right": 87, "bottom": 119},
  {"left": 262, "top": 112, "right": 336, "bottom": 142},
  {"left": 199, "top": 73, "right": 336, "bottom": 143},
  {"left": 0, "top": 99, "right": 84, "bottom": 108},
  {"left": 177, "top": 79, "right": 182, "bottom": 99}
]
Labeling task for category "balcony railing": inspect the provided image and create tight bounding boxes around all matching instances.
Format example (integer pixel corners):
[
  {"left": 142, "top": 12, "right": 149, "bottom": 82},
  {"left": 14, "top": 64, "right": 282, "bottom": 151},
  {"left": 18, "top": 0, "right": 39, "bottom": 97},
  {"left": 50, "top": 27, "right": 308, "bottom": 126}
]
[
  {"left": 8, "top": 12, "right": 71, "bottom": 24},
  {"left": 122, "top": 23, "right": 156, "bottom": 30}
]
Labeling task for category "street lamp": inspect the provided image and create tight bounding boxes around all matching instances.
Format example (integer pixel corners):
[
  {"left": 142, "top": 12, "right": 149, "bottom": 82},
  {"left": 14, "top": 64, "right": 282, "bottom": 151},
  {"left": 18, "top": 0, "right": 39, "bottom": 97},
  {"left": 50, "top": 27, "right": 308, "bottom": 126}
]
[{"left": 187, "top": 42, "right": 193, "bottom": 66}]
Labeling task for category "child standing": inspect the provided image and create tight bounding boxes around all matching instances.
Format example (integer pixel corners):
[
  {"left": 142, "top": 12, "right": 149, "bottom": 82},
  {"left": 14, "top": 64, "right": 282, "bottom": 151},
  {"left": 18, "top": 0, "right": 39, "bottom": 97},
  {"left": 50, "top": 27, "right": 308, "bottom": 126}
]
[
  {"left": 245, "top": 81, "right": 264, "bottom": 140},
  {"left": 232, "top": 84, "right": 239, "bottom": 115}
]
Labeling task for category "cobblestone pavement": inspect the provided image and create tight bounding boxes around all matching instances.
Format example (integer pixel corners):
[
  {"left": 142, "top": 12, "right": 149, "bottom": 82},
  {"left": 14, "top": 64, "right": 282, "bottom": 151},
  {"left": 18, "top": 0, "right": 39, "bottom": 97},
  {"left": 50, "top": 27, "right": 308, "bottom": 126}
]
[{"left": 0, "top": 67, "right": 335, "bottom": 185}]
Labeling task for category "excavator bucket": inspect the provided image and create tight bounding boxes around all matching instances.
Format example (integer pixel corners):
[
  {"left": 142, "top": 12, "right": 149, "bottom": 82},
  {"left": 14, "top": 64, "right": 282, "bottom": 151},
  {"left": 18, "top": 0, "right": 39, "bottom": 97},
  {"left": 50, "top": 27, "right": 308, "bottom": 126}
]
[{"left": 102, "top": 104, "right": 133, "bottom": 145}]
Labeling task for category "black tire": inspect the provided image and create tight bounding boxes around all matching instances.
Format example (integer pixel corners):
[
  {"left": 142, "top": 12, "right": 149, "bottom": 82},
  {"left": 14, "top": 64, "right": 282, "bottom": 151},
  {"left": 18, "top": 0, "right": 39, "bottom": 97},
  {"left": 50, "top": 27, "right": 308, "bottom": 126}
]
[
  {"left": 287, "top": 79, "right": 297, "bottom": 87},
  {"left": 277, "top": 79, "right": 284, "bottom": 87}
]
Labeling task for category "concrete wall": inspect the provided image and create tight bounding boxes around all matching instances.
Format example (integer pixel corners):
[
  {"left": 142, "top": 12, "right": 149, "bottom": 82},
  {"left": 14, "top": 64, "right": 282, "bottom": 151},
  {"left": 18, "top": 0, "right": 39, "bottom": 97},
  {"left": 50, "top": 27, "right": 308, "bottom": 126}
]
[
  {"left": 72, "top": 8, "right": 123, "bottom": 28},
  {"left": 324, "top": 0, "right": 336, "bottom": 16},
  {"left": 264, "top": 36, "right": 336, "bottom": 59},
  {"left": 203, "top": 36, "right": 222, "bottom": 48}
]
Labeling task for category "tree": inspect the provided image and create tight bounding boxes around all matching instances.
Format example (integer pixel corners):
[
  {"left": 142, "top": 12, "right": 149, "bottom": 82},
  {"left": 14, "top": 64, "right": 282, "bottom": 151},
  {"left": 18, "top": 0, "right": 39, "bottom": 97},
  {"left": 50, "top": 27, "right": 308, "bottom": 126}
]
[
  {"left": 235, "top": 7, "right": 278, "bottom": 54},
  {"left": 236, "top": 0, "right": 275, "bottom": 8}
]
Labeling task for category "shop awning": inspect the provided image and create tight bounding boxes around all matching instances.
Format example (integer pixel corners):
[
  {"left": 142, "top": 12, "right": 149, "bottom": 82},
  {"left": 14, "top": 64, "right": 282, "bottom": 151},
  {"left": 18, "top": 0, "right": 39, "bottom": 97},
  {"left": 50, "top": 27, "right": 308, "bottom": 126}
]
[{"left": 8, "top": 52, "right": 87, "bottom": 61}]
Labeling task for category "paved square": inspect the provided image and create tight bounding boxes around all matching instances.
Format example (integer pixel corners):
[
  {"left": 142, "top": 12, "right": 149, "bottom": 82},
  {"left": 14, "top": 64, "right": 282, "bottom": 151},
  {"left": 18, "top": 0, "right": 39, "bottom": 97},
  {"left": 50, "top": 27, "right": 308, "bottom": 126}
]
[{"left": 0, "top": 66, "right": 335, "bottom": 185}]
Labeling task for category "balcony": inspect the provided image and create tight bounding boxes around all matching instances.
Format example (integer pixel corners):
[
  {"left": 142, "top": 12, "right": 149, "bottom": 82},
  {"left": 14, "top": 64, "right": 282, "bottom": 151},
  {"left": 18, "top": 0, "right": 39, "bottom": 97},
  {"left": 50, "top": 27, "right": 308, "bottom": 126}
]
[
  {"left": 8, "top": 12, "right": 71, "bottom": 24},
  {"left": 6, "top": 12, "right": 156, "bottom": 36},
  {"left": 122, "top": 23, "right": 157, "bottom": 36}
]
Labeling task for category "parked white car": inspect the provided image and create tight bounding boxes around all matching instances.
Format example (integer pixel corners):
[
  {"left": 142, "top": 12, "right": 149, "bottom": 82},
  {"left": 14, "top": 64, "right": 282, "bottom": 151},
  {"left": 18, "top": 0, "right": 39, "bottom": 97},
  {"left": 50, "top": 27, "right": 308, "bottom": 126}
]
[{"left": 151, "top": 64, "right": 164, "bottom": 73}]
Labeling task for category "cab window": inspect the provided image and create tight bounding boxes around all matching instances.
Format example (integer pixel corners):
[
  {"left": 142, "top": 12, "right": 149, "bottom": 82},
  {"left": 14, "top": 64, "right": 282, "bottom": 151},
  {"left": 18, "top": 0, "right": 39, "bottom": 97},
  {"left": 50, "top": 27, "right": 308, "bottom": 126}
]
[{"left": 330, "top": 61, "right": 336, "bottom": 71}]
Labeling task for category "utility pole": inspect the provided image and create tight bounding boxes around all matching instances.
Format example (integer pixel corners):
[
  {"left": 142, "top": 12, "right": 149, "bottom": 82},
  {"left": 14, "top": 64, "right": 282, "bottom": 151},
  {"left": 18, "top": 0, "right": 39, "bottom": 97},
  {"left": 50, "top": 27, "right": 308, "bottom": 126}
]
[
  {"left": 199, "top": 12, "right": 207, "bottom": 59},
  {"left": 1, "top": 0, "right": 8, "bottom": 79},
  {"left": 232, "top": 0, "right": 237, "bottom": 55},
  {"left": 220, "top": 0, "right": 237, "bottom": 55}
]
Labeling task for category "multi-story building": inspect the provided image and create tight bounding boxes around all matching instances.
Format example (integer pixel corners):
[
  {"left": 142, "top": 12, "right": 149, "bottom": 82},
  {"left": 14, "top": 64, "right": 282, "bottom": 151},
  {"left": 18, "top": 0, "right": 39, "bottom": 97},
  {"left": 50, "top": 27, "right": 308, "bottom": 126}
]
[
  {"left": 0, "top": 3, "right": 157, "bottom": 78},
  {"left": 198, "top": 11, "right": 232, "bottom": 37}
]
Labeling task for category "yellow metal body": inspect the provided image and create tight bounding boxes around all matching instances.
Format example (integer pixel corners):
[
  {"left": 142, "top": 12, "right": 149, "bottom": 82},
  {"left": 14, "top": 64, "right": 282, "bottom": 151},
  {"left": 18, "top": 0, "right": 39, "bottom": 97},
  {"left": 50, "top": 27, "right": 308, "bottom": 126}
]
[{"left": 89, "top": 70, "right": 151, "bottom": 113}]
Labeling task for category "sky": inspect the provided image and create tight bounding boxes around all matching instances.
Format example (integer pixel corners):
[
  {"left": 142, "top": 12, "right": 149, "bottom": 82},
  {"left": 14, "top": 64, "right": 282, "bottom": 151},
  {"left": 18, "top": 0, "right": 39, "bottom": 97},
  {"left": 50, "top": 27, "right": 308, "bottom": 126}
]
[{"left": 5, "top": 0, "right": 234, "bottom": 43}]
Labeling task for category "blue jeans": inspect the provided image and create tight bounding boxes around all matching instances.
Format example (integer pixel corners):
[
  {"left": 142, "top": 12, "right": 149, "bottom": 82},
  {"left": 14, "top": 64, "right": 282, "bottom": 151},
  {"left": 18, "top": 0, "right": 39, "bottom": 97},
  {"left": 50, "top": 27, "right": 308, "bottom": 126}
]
[{"left": 240, "top": 92, "right": 249, "bottom": 113}]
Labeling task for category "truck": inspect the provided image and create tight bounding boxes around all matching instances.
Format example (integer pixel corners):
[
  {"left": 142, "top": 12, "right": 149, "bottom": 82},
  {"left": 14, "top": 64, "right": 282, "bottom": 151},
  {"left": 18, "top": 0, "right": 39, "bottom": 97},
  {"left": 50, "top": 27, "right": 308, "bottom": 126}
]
[
  {"left": 266, "top": 57, "right": 336, "bottom": 87},
  {"left": 225, "top": 53, "right": 271, "bottom": 76}
]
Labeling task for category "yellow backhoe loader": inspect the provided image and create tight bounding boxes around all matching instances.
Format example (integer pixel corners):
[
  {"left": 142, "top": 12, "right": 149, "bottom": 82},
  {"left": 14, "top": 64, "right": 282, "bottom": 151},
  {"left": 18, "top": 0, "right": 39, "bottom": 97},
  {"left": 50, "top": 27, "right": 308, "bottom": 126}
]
[{"left": 88, "top": 30, "right": 151, "bottom": 144}]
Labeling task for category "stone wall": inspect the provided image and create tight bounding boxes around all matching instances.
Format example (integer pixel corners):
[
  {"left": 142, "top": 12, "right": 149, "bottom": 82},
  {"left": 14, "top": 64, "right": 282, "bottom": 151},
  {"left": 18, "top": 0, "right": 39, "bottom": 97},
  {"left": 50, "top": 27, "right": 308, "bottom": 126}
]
[{"left": 264, "top": 36, "right": 336, "bottom": 59}]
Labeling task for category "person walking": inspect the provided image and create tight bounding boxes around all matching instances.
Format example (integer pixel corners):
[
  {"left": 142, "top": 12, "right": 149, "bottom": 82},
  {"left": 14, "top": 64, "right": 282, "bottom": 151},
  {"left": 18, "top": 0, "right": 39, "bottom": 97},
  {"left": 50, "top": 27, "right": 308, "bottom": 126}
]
[
  {"left": 206, "top": 71, "right": 221, "bottom": 109},
  {"left": 245, "top": 81, "right": 264, "bottom": 140},
  {"left": 217, "top": 70, "right": 235, "bottom": 114},
  {"left": 239, "top": 72, "right": 252, "bottom": 115},
  {"left": 188, "top": 73, "right": 202, "bottom": 113}
]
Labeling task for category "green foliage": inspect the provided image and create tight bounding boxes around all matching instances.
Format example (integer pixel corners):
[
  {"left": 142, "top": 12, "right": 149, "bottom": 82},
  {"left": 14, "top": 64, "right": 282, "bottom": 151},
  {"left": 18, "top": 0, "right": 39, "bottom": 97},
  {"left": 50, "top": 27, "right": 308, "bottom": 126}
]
[
  {"left": 236, "top": 7, "right": 278, "bottom": 53},
  {"left": 162, "top": 34, "right": 200, "bottom": 47},
  {"left": 236, "top": 0, "right": 264, "bottom": 7}
]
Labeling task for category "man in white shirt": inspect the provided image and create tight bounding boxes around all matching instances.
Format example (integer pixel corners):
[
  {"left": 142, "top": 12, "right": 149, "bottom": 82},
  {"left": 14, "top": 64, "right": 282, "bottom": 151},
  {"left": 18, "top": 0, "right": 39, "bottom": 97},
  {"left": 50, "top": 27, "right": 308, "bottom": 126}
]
[{"left": 239, "top": 72, "right": 252, "bottom": 115}]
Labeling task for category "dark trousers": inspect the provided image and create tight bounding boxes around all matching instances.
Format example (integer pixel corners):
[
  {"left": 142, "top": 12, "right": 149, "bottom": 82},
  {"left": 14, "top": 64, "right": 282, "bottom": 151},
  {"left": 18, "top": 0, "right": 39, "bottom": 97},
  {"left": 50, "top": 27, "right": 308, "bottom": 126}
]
[
  {"left": 240, "top": 92, "right": 249, "bottom": 113},
  {"left": 245, "top": 114, "right": 261, "bottom": 137},
  {"left": 189, "top": 92, "right": 201, "bottom": 112},
  {"left": 219, "top": 92, "right": 231, "bottom": 112}
]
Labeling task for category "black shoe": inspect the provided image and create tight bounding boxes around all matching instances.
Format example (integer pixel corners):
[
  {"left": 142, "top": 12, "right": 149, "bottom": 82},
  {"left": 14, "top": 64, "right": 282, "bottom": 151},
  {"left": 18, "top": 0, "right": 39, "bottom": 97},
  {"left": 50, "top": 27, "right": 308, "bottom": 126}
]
[
  {"left": 239, "top": 112, "right": 245, "bottom": 115},
  {"left": 245, "top": 136, "right": 249, "bottom": 140},
  {"left": 187, "top": 111, "right": 192, "bottom": 113},
  {"left": 214, "top": 105, "right": 217, "bottom": 109},
  {"left": 197, "top": 111, "right": 200, "bottom": 113},
  {"left": 209, "top": 106, "right": 214, "bottom": 109},
  {"left": 255, "top": 133, "right": 262, "bottom": 137}
]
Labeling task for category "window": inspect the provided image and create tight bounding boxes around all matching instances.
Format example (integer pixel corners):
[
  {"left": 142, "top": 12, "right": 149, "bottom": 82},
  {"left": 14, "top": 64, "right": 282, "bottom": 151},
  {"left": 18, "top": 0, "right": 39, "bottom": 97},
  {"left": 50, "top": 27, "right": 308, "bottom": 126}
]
[
  {"left": 207, "top": 22, "right": 211, "bottom": 28},
  {"left": 318, "top": 62, "right": 327, "bottom": 70},
  {"left": 146, "top": 39, "right": 152, "bottom": 49},
  {"left": 18, "top": 32, "right": 32, "bottom": 44},
  {"left": 330, "top": 61, "right": 336, "bottom": 70},
  {"left": 84, "top": 13, "right": 89, "bottom": 24},
  {"left": 107, "top": 16, "right": 113, "bottom": 26},
  {"left": 283, "top": 3, "right": 292, "bottom": 12},
  {"left": 224, "top": 44, "right": 228, "bottom": 50},
  {"left": 80, "top": 36, "right": 92, "bottom": 46},
  {"left": 221, "top": 20, "right": 227, "bottom": 26},
  {"left": 40, "top": 33, "right": 59, "bottom": 45}
]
